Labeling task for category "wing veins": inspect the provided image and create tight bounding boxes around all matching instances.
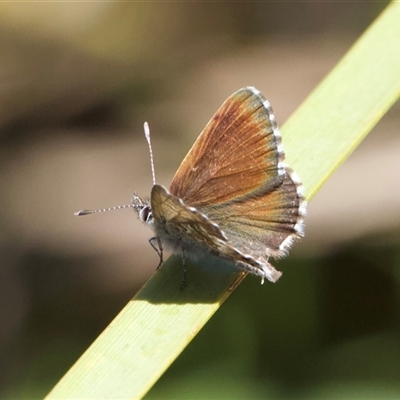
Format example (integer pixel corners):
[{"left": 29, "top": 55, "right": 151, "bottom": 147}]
[{"left": 203, "top": 92, "right": 256, "bottom": 155}]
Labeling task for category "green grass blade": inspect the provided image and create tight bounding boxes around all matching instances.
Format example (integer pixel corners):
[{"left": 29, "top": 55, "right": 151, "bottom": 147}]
[
  {"left": 46, "top": 2, "right": 400, "bottom": 399},
  {"left": 284, "top": 1, "right": 400, "bottom": 199}
]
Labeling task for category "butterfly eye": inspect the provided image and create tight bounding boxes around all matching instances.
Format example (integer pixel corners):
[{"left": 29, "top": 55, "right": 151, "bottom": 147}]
[{"left": 139, "top": 205, "right": 153, "bottom": 224}]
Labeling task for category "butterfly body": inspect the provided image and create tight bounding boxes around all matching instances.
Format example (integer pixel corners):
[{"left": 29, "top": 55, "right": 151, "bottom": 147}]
[{"left": 131, "top": 86, "right": 307, "bottom": 284}]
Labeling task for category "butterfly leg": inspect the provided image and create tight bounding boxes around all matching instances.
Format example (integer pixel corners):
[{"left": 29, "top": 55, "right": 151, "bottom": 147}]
[
  {"left": 229, "top": 271, "right": 248, "bottom": 291},
  {"left": 180, "top": 250, "right": 187, "bottom": 291},
  {"left": 149, "top": 236, "right": 164, "bottom": 269}
]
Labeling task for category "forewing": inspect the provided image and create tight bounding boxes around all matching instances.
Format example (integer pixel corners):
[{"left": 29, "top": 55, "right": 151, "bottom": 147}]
[
  {"left": 151, "top": 184, "right": 226, "bottom": 245},
  {"left": 204, "top": 169, "right": 307, "bottom": 260},
  {"left": 169, "top": 87, "right": 285, "bottom": 207}
]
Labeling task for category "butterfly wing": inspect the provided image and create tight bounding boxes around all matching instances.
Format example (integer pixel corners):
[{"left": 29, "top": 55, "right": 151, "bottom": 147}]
[
  {"left": 169, "top": 87, "right": 307, "bottom": 267},
  {"left": 204, "top": 169, "right": 307, "bottom": 261},
  {"left": 151, "top": 184, "right": 226, "bottom": 248},
  {"left": 169, "top": 87, "right": 285, "bottom": 208},
  {"left": 151, "top": 184, "right": 283, "bottom": 282}
]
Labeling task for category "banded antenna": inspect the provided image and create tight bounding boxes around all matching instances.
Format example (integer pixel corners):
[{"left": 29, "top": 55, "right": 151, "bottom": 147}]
[
  {"left": 143, "top": 122, "right": 156, "bottom": 186},
  {"left": 75, "top": 204, "right": 133, "bottom": 216},
  {"left": 75, "top": 122, "right": 155, "bottom": 216}
]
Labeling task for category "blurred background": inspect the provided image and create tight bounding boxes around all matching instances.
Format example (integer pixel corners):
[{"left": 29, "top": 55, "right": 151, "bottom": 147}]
[{"left": 1, "top": 2, "right": 399, "bottom": 399}]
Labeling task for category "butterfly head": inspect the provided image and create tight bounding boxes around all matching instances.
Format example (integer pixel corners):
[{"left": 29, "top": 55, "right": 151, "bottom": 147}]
[{"left": 131, "top": 193, "right": 153, "bottom": 227}]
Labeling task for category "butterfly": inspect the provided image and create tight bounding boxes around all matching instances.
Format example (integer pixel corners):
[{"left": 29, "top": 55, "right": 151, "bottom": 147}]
[{"left": 76, "top": 87, "right": 307, "bottom": 287}]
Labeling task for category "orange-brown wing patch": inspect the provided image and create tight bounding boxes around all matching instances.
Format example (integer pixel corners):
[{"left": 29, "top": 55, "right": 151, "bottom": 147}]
[
  {"left": 203, "top": 170, "right": 307, "bottom": 260},
  {"left": 169, "top": 87, "right": 285, "bottom": 207}
]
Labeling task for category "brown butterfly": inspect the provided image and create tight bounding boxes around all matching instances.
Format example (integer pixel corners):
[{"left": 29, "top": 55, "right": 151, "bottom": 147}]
[{"left": 76, "top": 87, "right": 306, "bottom": 287}]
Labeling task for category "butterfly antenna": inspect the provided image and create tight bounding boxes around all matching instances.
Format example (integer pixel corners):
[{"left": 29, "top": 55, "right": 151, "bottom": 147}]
[
  {"left": 75, "top": 204, "right": 133, "bottom": 216},
  {"left": 76, "top": 123, "right": 154, "bottom": 218},
  {"left": 144, "top": 122, "right": 156, "bottom": 186}
]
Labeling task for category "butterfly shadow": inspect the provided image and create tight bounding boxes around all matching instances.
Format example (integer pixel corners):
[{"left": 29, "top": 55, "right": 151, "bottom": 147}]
[{"left": 134, "top": 255, "right": 245, "bottom": 304}]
